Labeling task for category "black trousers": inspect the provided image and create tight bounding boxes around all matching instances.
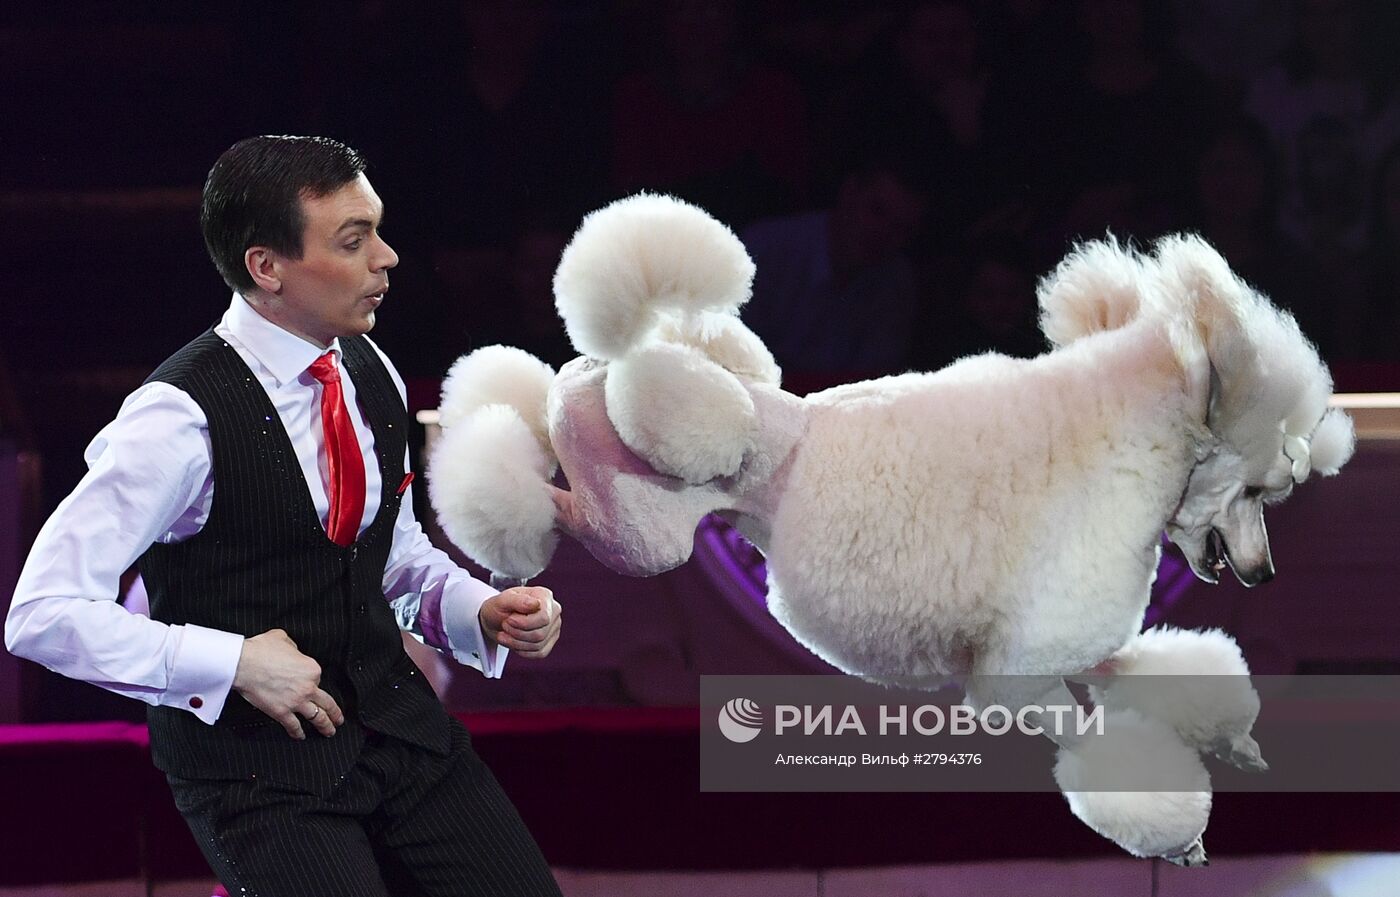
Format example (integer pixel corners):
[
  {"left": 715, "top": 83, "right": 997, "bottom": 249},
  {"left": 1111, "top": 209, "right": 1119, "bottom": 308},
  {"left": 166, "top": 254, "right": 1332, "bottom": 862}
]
[{"left": 166, "top": 719, "right": 563, "bottom": 897}]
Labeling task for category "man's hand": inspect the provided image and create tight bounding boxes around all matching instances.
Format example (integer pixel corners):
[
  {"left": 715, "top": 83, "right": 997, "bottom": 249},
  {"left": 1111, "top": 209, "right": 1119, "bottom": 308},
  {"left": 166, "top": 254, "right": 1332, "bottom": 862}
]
[
  {"left": 479, "top": 586, "right": 561, "bottom": 659},
  {"left": 232, "top": 629, "right": 345, "bottom": 740}
]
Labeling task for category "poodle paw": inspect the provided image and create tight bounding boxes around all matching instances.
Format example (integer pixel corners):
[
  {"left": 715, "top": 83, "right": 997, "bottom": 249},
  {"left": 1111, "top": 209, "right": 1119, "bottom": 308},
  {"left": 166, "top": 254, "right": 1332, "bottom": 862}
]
[
  {"left": 1215, "top": 733, "right": 1268, "bottom": 773},
  {"left": 1165, "top": 836, "right": 1208, "bottom": 868},
  {"left": 1055, "top": 711, "right": 1212, "bottom": 862}
]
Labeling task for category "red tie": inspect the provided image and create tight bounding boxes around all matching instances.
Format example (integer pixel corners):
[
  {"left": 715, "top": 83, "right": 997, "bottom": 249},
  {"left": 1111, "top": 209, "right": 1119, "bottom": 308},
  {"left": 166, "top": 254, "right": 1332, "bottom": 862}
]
[{"left": 308, "top": 351, "right": 366, "bottom": 547}]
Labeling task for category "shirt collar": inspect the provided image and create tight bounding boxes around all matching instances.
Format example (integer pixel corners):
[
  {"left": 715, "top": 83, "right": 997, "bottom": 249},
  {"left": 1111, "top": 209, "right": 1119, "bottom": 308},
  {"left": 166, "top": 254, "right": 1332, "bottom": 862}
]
[{"left": 224, "top": 294, "right": 343, "bottom": 388}]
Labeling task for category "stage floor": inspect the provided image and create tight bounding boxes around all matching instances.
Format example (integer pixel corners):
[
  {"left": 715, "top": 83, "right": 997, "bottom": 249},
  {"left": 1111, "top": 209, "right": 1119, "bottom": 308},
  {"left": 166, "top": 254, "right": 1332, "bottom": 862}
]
[{"left": 2, "top": 711, "right": 1398, "bottom": 891}]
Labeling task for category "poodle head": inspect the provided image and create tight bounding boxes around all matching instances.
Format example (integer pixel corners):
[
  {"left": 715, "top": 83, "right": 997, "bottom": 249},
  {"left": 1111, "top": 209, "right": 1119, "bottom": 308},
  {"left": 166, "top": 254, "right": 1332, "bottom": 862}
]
[
  {"left": 1155, "top": 236, "right": 1356, "bottom": 586},
  {"left": 1167, "top": 404, "right": 1354, "bottom": 586}
]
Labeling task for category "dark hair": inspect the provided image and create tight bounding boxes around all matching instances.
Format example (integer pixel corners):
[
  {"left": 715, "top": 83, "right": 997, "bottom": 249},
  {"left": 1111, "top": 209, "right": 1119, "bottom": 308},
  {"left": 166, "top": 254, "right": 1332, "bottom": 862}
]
[{"left": 200, "top": 135, "right": 367, "bottom": 293}]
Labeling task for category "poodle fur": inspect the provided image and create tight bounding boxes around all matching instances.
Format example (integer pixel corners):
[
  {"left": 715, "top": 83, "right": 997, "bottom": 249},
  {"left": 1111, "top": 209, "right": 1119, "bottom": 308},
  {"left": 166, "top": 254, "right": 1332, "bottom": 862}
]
[
  {"left": 430, "top": 194, "right": 1354, "bottom": 863},
  {"left": 553, "top": 192, "right": 755, "bottom": 361},
  {"left": 1092, "top": 627, "right": 1264, "bottom": 770},
  {"left": 427, "top": 403, "right": 558, "bottom": 581},
  {"left": 605, "top": 340, "right": 757, "bottom": 483},
  {"left": 1055, "top": 710, "right": 1213, "bottom": 862},
  {"left": 655, "top": 311, "right": 782, "bottom": 385},
  {"left": 438, "top": 345, "right": 557, "bottom": 456}
]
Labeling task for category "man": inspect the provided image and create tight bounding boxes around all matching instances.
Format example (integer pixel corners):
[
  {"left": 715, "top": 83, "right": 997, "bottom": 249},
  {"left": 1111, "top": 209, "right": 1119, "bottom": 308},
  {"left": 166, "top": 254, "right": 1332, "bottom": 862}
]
[{"left": 5, "top": 136, "right": 564, "bottom": 896}]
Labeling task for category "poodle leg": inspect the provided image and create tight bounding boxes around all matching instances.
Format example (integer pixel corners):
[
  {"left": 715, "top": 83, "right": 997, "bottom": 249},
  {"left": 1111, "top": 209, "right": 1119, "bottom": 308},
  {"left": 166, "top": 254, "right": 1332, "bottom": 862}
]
[
  {"left": 964, "top": 674, "right": 1086, "bottom": 751},
  {"left": 968, "top": 667, "right": 1215, "bottom": 864},
  {"left": 1054, "top": 709, "right": 1213, "bottom": 865},
  {"left": 1091, "top": 627, "right": 1267, "bottom": 772}
]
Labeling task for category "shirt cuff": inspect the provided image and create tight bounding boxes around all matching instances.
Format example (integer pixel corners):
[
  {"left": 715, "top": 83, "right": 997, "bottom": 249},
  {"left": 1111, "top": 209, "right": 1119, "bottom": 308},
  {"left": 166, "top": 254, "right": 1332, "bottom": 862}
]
[
  {"left": 164, "top": 624, "right": 244, "bottom": 724},
  {"left": 439, "top": 578, "right": 509, "bottom": 679}
]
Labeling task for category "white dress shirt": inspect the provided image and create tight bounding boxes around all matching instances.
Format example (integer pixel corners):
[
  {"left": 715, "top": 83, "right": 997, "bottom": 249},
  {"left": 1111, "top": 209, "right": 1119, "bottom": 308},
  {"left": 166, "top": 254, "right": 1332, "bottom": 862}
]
[{"left": 5, "top": 294, "right": 504, "bottom": 725}]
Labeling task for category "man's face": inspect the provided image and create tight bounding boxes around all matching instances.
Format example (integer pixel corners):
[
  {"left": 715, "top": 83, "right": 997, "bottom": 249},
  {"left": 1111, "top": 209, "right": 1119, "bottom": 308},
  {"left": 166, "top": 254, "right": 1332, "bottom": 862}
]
[{"left": 270, "top": 173, "right": 398, "bottom": 348}]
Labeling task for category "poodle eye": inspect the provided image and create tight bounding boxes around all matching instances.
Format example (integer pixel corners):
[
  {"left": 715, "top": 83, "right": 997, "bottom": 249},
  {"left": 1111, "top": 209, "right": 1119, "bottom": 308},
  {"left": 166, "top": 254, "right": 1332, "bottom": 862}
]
[{"left": 1243, "top": 486, "right": 1263, "bottom": 499}]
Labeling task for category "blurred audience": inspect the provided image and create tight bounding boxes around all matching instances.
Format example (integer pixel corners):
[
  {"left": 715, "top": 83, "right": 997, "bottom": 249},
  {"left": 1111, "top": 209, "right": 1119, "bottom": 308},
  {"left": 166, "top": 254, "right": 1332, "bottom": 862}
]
[
  {"left": 914, "top": 235, "right": 1045, "bottom": 369},
  {"left": 1244, "top": 0, "right": 1400, "bottom": 266},
  {"left": 1169, "top": 0, "right": 1289, "bottom": 99},
  {"left": 1035, "top": 0, "right": 1210, "bottom": 253},
  {"left": 1362, "top": 143, "right": 1400, "bottom": 356},
  {"left": 9, "top": 0, "right": 1400, "bottom": 397},
  {"left": 0, "top": 341, "right": 32, "bottom": 448},
  {"left": 1186, "top": 117, "right": 1330, "bottom": 351},
  {"left": 828, "top": 2, "right": 990, "bottom": 230},
  {"left": 743, "top": 157, "right": 927, "bottom": 376},
  {"left": 467, "top": 219, "right": 577, "bottom": 370},
  {"left": 609, "top": 0, "right": 810, "bottom": 227}
]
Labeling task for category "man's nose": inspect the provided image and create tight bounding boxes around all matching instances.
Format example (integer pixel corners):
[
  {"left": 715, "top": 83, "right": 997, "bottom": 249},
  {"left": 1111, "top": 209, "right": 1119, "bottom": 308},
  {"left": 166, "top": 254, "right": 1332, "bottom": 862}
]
[{"left": 374, "top": 235, "right": 399, "bottom": 270}]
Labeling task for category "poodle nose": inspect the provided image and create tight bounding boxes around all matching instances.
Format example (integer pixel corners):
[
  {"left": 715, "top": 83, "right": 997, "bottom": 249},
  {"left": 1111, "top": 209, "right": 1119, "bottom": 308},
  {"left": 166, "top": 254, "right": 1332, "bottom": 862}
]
[{"left": 1240, "top": 564, "right": 1275, "bottom": 587}]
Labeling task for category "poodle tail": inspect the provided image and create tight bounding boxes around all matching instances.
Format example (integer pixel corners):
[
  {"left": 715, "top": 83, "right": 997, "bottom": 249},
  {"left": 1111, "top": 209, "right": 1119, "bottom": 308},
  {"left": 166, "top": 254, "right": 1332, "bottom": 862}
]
[
  {"left": 553, "top": 193, "right": 756, "bottom": 361},
  {"left": 1036, "top": 236, "right": 1150, "bottom": 348},
  {"left": 427, "top": 346, "right": 560, "bottom": 579}
]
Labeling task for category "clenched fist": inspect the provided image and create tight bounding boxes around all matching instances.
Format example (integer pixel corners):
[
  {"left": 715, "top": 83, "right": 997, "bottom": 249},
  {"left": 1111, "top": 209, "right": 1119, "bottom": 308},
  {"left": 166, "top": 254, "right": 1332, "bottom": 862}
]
[
  {"left": 479, "top": 586, "right": 561, "bottom": 659},
  {"left": 232, "top": 629, "right": 345, "bottom": 740}
]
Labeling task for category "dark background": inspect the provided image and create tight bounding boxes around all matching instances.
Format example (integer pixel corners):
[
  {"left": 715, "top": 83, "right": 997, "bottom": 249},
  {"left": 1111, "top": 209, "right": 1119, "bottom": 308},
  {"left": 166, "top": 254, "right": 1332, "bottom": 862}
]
[
  {"left": 3, "top": 5, "right": 1400, "bottom": 883},
  {"left": 1, "top": 0, "right": 1397, "bottom": 584},
  {"left": 6, "top": 0, "right": 1400, "bottom": 502}
]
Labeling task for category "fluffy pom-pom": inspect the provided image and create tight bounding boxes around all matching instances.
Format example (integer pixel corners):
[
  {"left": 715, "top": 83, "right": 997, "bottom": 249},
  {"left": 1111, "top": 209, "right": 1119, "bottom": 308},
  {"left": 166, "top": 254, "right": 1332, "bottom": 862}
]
[
  {"left": 656, "top": 311, "right": 781, "bottom": 385},
  {"left": 1037, "top": 236, "right": 1147, "bottom": 347},
  {"left": 1101, "top": 626, "right": 1250, "bottom": 678},
  {"left": 427, "top": 404, "right": 559, "bottom": 580},
  {"left": 1093, "top": 628, "right": 1263, "bottom": 769},
  {"left": 1055, "top": 710, "right": 1212, "bottom": 861},
  {"left": 1310, "top": 407, "right": 1356, "bottom": 476},
  {"left": 604, "top": 341, "right": 756, "bottom": 483},
  {"left": 554, "top": 193, "right": 756, "bottom": 360},
  {"left": 439, "top": 346, "right": 556, "bottom": 457}
]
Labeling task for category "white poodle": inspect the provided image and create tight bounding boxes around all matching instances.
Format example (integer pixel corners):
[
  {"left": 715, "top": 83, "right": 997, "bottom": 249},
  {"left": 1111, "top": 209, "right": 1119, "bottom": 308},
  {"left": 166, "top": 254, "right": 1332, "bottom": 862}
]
[{"left": 428, "top": 194, "right": 1354, "bottom": 865}]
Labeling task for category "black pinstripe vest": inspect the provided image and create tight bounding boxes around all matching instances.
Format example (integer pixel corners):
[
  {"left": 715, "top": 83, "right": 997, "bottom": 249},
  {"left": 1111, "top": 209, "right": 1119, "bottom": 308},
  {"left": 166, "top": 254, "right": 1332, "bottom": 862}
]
[{"left": 139, "top": 329, "right": 450, "bottom": 790}]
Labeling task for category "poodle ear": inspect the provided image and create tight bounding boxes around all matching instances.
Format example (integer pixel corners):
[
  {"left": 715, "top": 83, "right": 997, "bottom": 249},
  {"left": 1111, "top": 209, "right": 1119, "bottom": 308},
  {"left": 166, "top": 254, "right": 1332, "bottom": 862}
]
[
  {"left": 1153, "top": 235, "right": 1259, "bottom": 365},
  {"left": 604, "top": 341, "right": 757, "bottom": 484},
  {"left": 1308, "top": 407, "right": 1356, "bottom": 476},
  {"left": 655, "top": 311, "right": 781, "bottom": 386},
  {"left": 553, "top": 193, "right": 755, "bottom": 361},
  {"left": 1155, "top": 234, "right": 1344, "bottom": 477}
]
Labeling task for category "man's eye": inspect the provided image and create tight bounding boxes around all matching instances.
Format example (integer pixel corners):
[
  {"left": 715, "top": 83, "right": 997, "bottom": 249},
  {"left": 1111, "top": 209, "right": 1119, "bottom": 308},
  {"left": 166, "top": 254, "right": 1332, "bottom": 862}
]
[{"left": 345, "top": 239, "right": 362, "bottom": 251}]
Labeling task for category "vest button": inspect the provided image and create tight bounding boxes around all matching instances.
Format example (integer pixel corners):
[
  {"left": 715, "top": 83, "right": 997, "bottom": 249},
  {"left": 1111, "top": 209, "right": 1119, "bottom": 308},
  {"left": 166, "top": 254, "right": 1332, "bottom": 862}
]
[
  {"left": 358, "top": 603, "right": 366, "bottom": 615},
  {"left": 354, "top": 662, "right": 364, "bottom": 673}
]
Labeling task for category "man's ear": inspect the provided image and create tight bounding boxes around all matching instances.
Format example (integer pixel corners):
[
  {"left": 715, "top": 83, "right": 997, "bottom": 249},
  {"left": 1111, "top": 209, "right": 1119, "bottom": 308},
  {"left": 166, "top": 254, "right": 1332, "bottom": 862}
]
[{"left": 245, "top": 246, "right": 282, "bottom": 293}]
